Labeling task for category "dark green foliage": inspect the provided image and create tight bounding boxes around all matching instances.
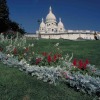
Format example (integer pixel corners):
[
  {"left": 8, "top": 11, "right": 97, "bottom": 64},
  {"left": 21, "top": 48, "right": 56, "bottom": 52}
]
[
  {"left": 0, "top": 0, "right": 25, "bottom": 35},
  {"left": 9, "top": 20, "right": 25, "bottom": 35},
  {"left": 0, "top": 0, "right": 9, "bottom": 20},
  {"left": 18, "top": 27, "right": 25, "bottom": 35},
  {"left": 0, "top": 19, "right": 9, "bottom": 32},
  {"left": 9, "top": 21, "right": 19, "bottom": 31},
  {"left": 0, "top": 0, "right": 9, "bottom": 32},
  {"left": 5, "top": 21, "right": 25, "bottom": 38}
]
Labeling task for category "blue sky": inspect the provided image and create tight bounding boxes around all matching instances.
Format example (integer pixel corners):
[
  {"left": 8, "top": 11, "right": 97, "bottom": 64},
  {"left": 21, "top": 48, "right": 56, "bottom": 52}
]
[{"left": 7, "top": 0, "right": 100, "bottom": 33}]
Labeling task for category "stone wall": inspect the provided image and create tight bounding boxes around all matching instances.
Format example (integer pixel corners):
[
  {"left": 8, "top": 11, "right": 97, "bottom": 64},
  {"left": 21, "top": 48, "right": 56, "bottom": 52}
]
[
  {"left": 40, "top": 33, "right": 95, "bottom": 40},
  {"left": 25, "top": 32, "right": 100, "bottom": 40}
]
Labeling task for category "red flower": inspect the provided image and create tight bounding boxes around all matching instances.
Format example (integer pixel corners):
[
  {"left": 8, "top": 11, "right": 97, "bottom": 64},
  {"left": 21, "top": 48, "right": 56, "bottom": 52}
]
[
  {"left": 85, "top": 59, "right": 89, "bottom": 64},
  {"left": 83, "top": 63, "right": 87, "bottom": 69},
  {"left": 36, "top": 58, "right": 41, "bottom": 65},
  {"left": 53, "top": 54, "right": 57, "bottom": 62},
  {"left": 78, "top": 60, "right": 83, "bottom": 69},
  {"left": 83, "top": 59, "right": 89, "bottom": 69},
  {"left": 47, "top": 55, "right": 52, "bottom": 63},
  {"left": 73, "top": 59, "right": 77, "bottom": 66},
  {"left": 73, "top": 59, "right": 89, "bottom": 70},
  {"left": 13, "top": 48, "right": 17, "bottom": 55}
]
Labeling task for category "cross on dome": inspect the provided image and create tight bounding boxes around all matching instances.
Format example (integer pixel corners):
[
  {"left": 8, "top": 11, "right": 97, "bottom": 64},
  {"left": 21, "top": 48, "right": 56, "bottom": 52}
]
[
  {"left": 42, "top": 18, "right": 44, "bottom": 22},
  {"left": 59, "top": 18, "right": 61, "bottom": 22},
  {"left": 49, "top": 6, "right": 52, "bottom": 12},
  {"left": 46, "top": 6, "right": 56, "bottom": 21},
  {"left": 40, "top": 18, "right": 45, "bottom": 28},
  {"left": 58, "top": 18, "right": 64, "bottom": 27}
]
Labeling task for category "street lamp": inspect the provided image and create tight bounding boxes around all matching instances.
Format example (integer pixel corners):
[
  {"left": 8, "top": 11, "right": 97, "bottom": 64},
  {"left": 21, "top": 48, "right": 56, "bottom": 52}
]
[{"left": 37, "top": 19, "right": 41, "bottom": 39}]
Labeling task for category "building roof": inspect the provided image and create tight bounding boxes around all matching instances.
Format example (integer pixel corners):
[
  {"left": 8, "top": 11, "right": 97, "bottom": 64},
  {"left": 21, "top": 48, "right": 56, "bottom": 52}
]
[{"left": 46, "top": 6, "right": 56, "bottom": 21}]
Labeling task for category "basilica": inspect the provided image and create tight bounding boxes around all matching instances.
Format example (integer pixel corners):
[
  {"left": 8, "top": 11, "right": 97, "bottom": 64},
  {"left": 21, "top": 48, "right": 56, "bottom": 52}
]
[
  {"left": 37, "top": 6, "right": 65, "bottom": 34},
  {"left": 34, "top": 6, "right": 100, "bottom": 40}
]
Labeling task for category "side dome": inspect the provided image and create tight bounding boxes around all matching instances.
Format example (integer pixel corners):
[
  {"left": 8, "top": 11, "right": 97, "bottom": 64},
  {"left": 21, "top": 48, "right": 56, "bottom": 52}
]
[
  {"left": 40, "top": 18, "right": 45, "bottom": 27},
  {"left": 58, "top": 18, "right": 64, "bottom": 27},
  {"left": 46, "top": 6, "right": 56, "bottom": 21}
]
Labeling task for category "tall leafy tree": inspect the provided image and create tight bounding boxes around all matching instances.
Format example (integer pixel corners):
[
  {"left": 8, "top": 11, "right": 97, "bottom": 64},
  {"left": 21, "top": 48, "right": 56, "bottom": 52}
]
[
  {"left": 0, "top": 0, "right": 9, "bottom": 32},
  {"left": 9, "top": 21, "right": 19, "bottom": 31},
  {"left": 9, "top": 20, "right": 26, "bottom": 35},
  {"left": 0, "top": 0, "right": 25, "bottom": 36}
]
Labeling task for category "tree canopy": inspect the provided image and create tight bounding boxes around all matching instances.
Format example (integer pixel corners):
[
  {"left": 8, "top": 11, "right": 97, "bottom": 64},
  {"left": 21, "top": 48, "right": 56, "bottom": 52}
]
[
  {"left": 0, "top": 0, "right": 9, "bottom": 32},
  {"left": 0, "top": 0, "right": 25, "bottom": 35}
]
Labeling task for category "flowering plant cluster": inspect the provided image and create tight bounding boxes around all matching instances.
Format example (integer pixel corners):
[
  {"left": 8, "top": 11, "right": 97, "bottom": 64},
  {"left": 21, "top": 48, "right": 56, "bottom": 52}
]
[
  {"left": 0, "top": 34, "right": 100, "bottom": 97},
  {"left": 0, "top": 51, "right": 62, "bottom": 85},
  {"left": 0, "top": 50, "right": 100, "bottom": 96},
  {"left": 73, "top": 59, "right": 89, "bottom": 70},
  {"left": 30, "top": 52, "right": 62, "bottom": 66},
  {"left": 62, "top": 71, "right": 100, "bottom": 96}
]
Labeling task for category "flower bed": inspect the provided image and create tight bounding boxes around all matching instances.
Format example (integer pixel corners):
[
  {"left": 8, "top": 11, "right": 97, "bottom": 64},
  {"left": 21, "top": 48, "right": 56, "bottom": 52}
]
[
  {"left": 0, "top": 51, "right": 100, "bottom": 96},
  {"left": 0, "top": 34, "right": 100, "bottom": 96}
]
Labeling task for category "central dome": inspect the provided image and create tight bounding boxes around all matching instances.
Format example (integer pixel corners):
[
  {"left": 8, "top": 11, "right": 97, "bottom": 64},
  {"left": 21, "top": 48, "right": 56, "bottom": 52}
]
[{"left": 46, "top": 6, "right": 56, "bottom": 21}]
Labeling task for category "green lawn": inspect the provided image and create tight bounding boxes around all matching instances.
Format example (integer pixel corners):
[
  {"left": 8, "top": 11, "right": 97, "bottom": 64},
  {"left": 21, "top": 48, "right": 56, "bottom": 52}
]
[
  {"left": 32, "top": 39, "right": 100, "bottom": 68},
  {"left": 0, "top": 39, "right": 100, "bottom": 100}
]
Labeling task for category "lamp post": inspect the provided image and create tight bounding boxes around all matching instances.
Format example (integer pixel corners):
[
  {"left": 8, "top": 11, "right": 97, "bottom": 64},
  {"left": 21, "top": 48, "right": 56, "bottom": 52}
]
[{"left": 37, "top": 19, "right": 41, "bottom": 39}]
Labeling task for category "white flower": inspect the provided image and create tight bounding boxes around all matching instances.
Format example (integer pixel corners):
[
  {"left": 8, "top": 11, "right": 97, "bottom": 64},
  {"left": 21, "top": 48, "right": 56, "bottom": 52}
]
[
  {"left": 57, "top": 48, "right": 60, "bottom": 50},
  {"left": 31, "top": 43, "right": 34, "bottom": 47},
  {"left": 23, "top": 47, "right": 26, "bottom": 49},
  {"left": 17, "top": 44, "right": 19, "bottom": 46},
  {"left": 11, "top": 54, "right": 13, "bottom": 57},
  {"left": 55, "top": 43, "right": 59, "bottom": 47},
  {"left": 24, "top": 53, "right": 27, "bottom": 56},
  {"left": 60, "top": 57, "right": 64, "bottom": 60},
  {"left": 7, "top": 54, "right": 10, "bottom": 57},
  {"left": 29, "top": 44, "right": 31, "bottom": 47},
  {"left": 32, "top": 52, "right": 34, "bottom": 55}
]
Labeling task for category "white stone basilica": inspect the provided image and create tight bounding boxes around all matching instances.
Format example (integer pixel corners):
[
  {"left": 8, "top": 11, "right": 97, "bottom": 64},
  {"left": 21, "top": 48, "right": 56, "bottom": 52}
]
[
  {"left": 37, "top": 6, "right": 65, "bottom": 34},
  {"left": 33, "top": 6, "right": 100, "bottom": 40}
]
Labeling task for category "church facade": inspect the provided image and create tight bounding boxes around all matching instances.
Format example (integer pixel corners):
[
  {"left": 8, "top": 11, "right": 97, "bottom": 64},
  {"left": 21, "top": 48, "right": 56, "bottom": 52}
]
[
  {"left": 35, "top": 6, "right": 99, "bottom": 40},
  {"left": 37, "top": 6, "right": 65, "bottom": 34}
]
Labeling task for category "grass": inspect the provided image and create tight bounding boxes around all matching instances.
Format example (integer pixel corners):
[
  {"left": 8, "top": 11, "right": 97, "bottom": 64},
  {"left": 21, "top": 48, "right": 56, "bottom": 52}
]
[
  {"left": 0, "top": 39, "right": 100, "bottom": 100},
  {"left": 32, "top": 39, "right": 100, "bottom": 68},
  {"left": 0, "top": 63, "right": 94, "bottom": 100}
]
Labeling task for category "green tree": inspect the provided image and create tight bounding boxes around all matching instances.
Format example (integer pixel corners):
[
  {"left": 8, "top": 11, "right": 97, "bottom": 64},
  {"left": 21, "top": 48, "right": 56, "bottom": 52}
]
[
  {"left": 9, "top": 21, "right": 19, "bottom": 31},
  {"left": 0, "top": 0, "right": 25, "bottom": 36},
  {"left": 0, "top": 0, "right": 9, "bottom": 20},
  {"left": 9, "top": 21, "right": 26, "bottom": 35},
  {"left": 0, "top": 0, "right": 10, "bottom": 32},
  {"left": 5, "top": 20, "right": 26, "bottom": 38}
]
